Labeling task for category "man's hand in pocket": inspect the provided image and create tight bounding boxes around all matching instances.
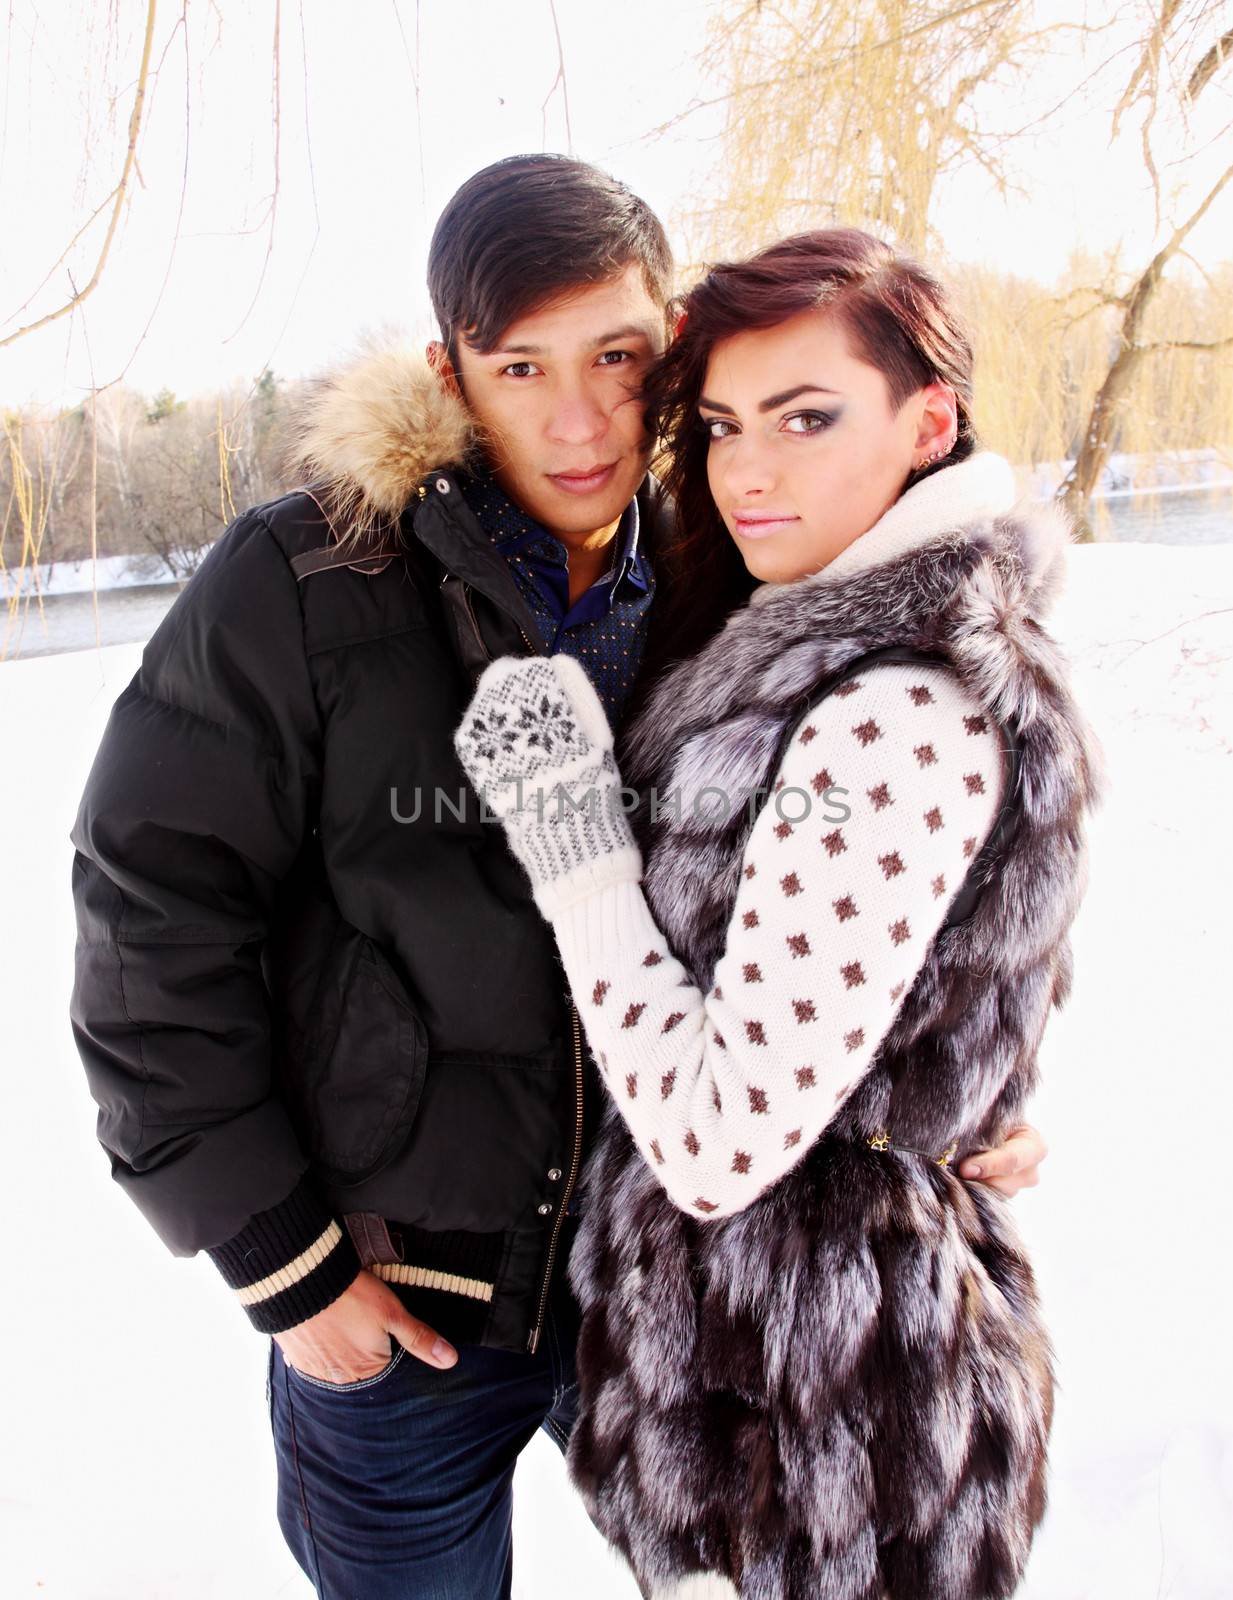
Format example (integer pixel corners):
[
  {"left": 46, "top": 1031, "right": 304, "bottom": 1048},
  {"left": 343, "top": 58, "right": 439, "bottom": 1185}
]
[{"left": 273, "top": 1267, "right": 458, "bottom": 1383}]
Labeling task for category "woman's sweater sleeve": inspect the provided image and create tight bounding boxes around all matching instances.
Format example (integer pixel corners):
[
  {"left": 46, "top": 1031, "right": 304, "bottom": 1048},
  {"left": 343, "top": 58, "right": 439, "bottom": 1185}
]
[{"left": 550, "top": 663, "right": 1006, "bottom": 1219}]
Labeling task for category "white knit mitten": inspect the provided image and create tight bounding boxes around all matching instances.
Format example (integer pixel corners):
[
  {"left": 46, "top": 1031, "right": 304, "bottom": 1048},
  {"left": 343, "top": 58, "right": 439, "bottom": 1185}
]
[{"left": 454, "top": 654, "right": 642, "bottom": 918}]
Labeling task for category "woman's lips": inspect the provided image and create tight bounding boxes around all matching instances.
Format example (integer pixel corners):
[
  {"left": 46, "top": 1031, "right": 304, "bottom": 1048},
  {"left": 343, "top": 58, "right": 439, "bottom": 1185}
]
[
  {"left": 732, "top": 512, "right": 800, "bottom": 539},
  {"left": 548, "top": 463, "right": 619, "bottom": 496}
]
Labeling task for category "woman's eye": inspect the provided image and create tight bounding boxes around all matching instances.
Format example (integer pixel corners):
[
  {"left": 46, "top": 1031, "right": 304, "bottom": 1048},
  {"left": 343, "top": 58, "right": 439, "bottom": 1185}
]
[
  {"left": 500, "top": 361, "right": 540, "bottom": 378},
  {"left": 702, "top": 417, "right": 738, "bottom": 440},
  {"left": 782, "top": 410, "right": 836, "bottom": 434}
]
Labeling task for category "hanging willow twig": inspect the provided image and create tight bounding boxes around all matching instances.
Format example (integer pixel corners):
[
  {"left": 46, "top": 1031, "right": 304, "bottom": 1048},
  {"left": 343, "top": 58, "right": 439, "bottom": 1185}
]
[{"left": 0, "top": 0, "right": 159, "bottom": 353}]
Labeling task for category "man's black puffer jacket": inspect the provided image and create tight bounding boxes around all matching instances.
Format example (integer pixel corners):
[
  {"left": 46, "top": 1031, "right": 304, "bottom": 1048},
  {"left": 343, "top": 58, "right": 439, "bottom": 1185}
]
[{"left": 69, "top": 345, "right": 672, "bottom": 1354}]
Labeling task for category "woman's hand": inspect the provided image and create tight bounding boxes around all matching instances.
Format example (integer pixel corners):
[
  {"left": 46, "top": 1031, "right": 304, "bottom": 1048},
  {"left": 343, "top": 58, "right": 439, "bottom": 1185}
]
[
  {"left": 959, "top": 1123, "right": 1048, "bottom": 1197},
  {"left": 454, "top": 653, "right": 642, "bottom": 917}
]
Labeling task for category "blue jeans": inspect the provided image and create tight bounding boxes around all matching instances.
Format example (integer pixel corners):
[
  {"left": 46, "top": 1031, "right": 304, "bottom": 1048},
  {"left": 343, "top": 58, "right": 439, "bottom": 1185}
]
[{"left": 266, "top": 1266, "right": 583, "bottom": 1599}]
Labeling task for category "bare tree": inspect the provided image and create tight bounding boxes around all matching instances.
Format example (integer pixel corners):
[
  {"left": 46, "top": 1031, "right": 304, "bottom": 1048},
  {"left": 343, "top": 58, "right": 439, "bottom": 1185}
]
[
  {"left": 677, "top": 0, "right": 1078, "bottom": 262},
  {"left": 1060, "top": 2, "right": 1233, "bottom": 538}
]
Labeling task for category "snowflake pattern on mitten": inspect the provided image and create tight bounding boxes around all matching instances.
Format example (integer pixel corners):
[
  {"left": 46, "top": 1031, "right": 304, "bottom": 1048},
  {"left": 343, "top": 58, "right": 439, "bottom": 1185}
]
[
  {"left": 455, "top": 654, "right": 643, "bottom": 917},
  {"left": 455, "top": 657, "right": 593, "bottom": 807}
]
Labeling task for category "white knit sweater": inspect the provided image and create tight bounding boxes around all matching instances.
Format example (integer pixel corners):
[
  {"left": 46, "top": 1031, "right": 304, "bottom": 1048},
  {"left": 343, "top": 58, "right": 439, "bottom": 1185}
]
[{"left": 550, "top": 456, "right": 1017, "bottom": 1218}]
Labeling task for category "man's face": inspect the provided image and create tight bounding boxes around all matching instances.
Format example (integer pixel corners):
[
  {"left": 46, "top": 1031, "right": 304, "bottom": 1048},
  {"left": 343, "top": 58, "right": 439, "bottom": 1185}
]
[{"left": 440, "top": 261, "right": 665, "bottom": 548}]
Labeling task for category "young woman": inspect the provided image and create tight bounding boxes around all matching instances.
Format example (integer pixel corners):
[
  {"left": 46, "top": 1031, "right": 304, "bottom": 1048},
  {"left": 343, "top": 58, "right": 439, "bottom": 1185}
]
[{"left": 453, "top": 229, "right": 1105, "bottom": 1600}]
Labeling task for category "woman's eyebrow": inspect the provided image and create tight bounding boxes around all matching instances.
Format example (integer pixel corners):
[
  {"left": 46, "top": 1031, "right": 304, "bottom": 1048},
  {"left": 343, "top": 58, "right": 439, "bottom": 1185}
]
[
  {"left": 699, "top": 384, "right": 841, "bottom": 416},
  {"left": 758, "top": 384, "right": 840, "bottom": 412}
]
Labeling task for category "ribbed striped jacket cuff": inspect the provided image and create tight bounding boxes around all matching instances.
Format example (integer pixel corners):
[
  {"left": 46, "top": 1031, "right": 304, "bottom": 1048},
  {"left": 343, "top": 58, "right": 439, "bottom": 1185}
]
[{"left": 205, "top": 1172, "right": 362, "bottom": 1334}]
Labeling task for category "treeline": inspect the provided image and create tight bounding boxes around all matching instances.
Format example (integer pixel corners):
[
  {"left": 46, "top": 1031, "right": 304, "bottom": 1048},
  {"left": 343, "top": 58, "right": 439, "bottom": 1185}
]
[
  {"left": 2, "top": 252, "right": 1230, "bottom": 581},
  {"left": 1, "top": 370, "right": 290, "bottom": 579}
]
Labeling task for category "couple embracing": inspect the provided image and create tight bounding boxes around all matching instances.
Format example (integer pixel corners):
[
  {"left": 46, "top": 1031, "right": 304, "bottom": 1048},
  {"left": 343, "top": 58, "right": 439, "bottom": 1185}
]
[{"left": 70, "top": 153, "right": 1103, "bottom": 1600}]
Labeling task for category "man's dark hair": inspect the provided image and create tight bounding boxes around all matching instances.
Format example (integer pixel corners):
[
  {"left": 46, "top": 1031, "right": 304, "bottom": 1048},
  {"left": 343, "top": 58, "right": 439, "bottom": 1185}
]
[{"left": 427, "top": 154, "right": 674, "bottom": 357}]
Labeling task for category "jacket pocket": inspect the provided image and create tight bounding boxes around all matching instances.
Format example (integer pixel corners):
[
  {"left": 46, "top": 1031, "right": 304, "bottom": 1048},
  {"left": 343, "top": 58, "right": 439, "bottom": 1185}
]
[{"left": 290, "top": 922, "right": 429, "bottom": 1186}]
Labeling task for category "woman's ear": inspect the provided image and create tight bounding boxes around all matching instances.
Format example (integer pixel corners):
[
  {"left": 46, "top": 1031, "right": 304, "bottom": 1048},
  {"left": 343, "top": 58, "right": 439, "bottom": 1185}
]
[{"left": 912, "top": 381, "right": 959, "bottom": 464}]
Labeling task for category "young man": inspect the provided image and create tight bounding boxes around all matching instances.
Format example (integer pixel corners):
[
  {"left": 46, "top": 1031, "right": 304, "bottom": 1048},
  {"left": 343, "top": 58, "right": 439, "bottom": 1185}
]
[{"left": 69, "top": 154, "right": 1048, "bottom": 1597}]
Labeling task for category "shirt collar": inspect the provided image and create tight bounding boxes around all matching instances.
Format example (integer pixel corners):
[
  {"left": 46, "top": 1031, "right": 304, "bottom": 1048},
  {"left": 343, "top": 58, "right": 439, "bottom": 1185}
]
[{"left": 461, "top": 470, "right": 649, "bottom": 599}]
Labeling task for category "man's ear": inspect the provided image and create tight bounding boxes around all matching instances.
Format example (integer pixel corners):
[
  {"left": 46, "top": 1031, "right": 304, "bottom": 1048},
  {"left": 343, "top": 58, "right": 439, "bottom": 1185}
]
[{"left": 426, "top": 340, "right": 463, "bottom": 400}]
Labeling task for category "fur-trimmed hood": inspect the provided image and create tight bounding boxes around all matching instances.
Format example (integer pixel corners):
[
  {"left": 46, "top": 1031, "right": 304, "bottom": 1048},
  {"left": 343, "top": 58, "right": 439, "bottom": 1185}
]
[{"left": 283, "top": 343, "right": 478, "bottom": 538}]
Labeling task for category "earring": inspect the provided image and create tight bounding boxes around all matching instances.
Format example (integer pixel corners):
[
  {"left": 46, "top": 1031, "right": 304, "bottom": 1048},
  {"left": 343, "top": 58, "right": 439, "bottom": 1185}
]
[{"left": 915, "top": 440, "right": 953, "bottom": 472}]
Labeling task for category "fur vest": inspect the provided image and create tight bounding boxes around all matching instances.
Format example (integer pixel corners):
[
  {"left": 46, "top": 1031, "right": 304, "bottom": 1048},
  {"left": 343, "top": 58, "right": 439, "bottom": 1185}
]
[{"left": 562, "top": 465, "right": 1106, "bottom": 1600}]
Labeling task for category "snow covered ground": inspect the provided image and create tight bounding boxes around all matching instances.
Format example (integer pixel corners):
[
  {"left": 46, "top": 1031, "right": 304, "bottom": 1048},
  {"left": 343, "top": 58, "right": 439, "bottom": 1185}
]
[{"left": 3, "top": 540, "right": 1231, "bottom": 1599}]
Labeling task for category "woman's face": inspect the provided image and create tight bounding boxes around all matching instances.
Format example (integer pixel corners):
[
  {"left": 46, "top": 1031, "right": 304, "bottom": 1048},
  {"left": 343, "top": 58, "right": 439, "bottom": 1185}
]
[{"left": 700, "top": 308, "right": 956, "bottom": 584}]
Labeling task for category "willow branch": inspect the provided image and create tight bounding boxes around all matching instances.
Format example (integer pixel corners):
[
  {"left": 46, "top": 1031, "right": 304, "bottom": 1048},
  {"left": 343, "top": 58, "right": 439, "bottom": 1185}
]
[
  {"left": 1187, "top": 25, "right": 1233, "bottom": 101},
  {"left": 0, "top": 0, "right": 158, "bottom": 352}
]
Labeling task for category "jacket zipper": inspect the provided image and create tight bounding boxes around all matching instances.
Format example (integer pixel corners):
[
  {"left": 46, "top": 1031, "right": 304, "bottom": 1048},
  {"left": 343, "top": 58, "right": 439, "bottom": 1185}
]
[
  {"left": 454, "top": 576, "right": 586, "bottom": 1355},
  {"left": 527, "top": 998, "right": 585, "bottom": 1355}
]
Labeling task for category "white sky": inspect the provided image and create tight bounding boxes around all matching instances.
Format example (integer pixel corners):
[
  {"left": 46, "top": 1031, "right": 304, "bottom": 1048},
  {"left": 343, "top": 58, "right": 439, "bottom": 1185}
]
[{"left": 1, "top": 0, "right": 1230, "bottom": 408}]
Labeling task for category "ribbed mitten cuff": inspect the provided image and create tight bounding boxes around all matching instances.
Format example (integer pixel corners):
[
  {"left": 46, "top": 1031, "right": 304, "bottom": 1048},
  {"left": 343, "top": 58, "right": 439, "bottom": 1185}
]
[
  {"left": 532, "top": 842, "right": 644, "bottom": 920},
  {"left": 205, "top": 1171, "right": 362, "bottom": 1334}
]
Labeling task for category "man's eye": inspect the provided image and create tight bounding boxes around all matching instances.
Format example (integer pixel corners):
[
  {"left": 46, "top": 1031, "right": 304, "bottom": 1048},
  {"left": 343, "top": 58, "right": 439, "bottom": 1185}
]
[
  {"left": 500, "top": 362, "right": 540, "bottom": 378},
  {"left": 597, "top": 350, "right": 635, "bottom": 366},
  {"left": 701, "top": 417, "right": 738, "bottom": 440}
]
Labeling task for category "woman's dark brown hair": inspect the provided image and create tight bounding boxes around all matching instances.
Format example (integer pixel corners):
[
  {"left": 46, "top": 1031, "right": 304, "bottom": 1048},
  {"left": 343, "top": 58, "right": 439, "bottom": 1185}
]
[{"left": 635, "top": 228, "right": 979, "bottom": 685}]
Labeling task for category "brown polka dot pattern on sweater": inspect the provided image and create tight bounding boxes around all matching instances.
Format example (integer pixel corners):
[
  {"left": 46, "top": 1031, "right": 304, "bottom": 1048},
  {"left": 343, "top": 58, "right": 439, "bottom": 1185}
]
[{"left": 554, "top": 660, "right": 1003, "bottom": 1219}]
